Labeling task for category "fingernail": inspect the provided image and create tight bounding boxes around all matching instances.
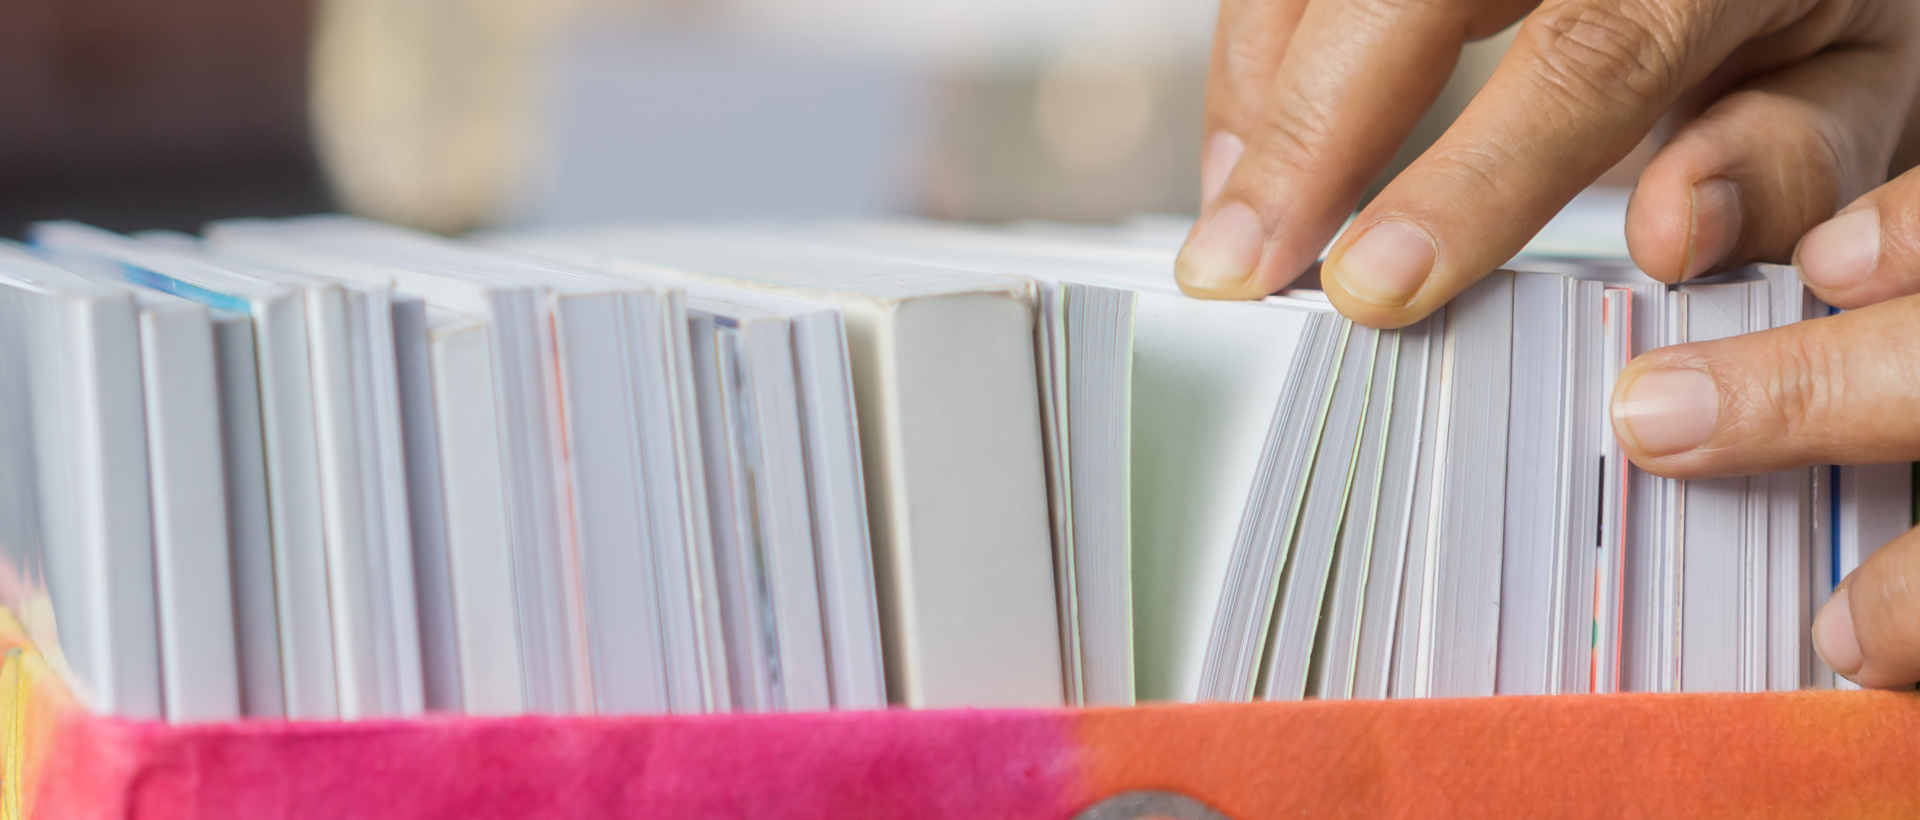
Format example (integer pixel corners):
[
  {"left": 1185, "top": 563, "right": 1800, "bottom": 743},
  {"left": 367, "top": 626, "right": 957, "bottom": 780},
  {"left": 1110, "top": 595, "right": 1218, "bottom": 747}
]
[
  {"left": 1328, "top": 220, "right": 1434, "bottom": 307},
  {"left": 1175, "top": 203, "right": 1267, "bottom": 293},
  {"left": 1176, "top": 202, "right": 1265, "bottom": 293},
  {"left": 1611, "top": 368, "right": 1719, "bottom": 456},
  {"left": 1814, "top": 588, "right": 1863, "bottom": 677},
  {"left": 1201, "top": 132, "right": 1246, "bottom": 206},
  {"left": 1683, "top": 178, "right": 1741, "bottom": 280},
  {"left": 1796, "top": 206, "right": 1880, "bottom": 292}
]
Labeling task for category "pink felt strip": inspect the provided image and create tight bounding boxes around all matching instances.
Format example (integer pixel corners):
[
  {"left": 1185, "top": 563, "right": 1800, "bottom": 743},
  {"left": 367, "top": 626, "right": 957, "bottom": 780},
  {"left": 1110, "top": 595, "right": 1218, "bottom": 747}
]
[{"left": 36, "top": 708, "right": 1087, "bottom": 820}]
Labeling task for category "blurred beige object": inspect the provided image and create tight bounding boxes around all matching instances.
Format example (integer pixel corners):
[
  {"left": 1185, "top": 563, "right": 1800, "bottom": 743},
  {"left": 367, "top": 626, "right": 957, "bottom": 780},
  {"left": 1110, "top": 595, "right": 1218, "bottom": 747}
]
[
  {"left": 923, "top": 30, "right": 1519, "bottom": 224},
  {"left": 1034, "top": 54, "right": 1159, "bottom": 174},
  {"left": 311, "top": 0, "right": 578, "bottom": 233},
  {"left": 306, "top": 1, "right": 1529, "bottom": 230},
  {"left": 924, "top": 57, "right": 1208, "bottom": 224}
]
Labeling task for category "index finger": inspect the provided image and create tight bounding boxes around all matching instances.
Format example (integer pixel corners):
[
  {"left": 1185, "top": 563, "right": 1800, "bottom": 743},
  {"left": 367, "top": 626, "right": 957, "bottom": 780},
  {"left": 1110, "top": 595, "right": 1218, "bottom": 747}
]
[
  {"left": 1201, "top": 0, "right": 1314, "bottom": 203},
  {"left": 1321, "top": 0, "right": 1783, "bottom": 328}
]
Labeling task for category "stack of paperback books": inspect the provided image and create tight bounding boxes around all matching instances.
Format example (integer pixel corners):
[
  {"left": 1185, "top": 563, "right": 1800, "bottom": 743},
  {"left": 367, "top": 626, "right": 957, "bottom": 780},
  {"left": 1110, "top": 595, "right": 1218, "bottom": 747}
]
[{"left": 0, "top": 212, "right": 1906, "bottom": 724}]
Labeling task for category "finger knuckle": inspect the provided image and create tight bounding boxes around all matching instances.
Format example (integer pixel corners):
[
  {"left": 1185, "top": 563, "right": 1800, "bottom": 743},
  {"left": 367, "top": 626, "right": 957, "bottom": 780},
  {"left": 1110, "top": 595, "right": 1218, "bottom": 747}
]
[
  {"left": 1750, "top": 327, "right": 1844, "bottom": 448},
  {"left": 1521, "top": 2, "right": 1688, "bottom": 112},
  {"left": 1419, "top": 142, "right": 1517, "bottom": 200},
  {"left": 1250, "top": 101, "right": 1344, "bottom": 179},
  {"left": 1220, "top": 28, "right": 1285, "bottom": 88}
]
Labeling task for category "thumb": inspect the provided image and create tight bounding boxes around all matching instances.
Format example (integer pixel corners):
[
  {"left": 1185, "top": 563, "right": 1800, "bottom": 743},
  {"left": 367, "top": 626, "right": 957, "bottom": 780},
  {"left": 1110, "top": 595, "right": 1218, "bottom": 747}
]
[
  {"left": 1610, "top": 293, "right": 1920, "bottom": 479},
  {"left": 1817, "top": 525, "right": 1920, "bottom": 689}
]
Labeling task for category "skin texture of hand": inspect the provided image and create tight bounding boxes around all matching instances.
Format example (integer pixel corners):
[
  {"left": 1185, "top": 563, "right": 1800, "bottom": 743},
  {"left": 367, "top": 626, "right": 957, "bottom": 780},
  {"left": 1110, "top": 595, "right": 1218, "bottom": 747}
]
[
  {"left": 1610, "top": 204, "right": 1920, "bottom": 689},
  {"left": 1178, "top": 0, "right": 1920, "bottom": 329},
  {"left": 1187, "top": 0, "right": 1920, "bottom": 688}
]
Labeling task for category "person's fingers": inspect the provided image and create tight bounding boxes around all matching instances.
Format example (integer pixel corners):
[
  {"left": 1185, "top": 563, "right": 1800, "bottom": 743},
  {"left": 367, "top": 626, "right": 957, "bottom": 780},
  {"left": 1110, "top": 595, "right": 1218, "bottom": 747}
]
[
  {"left": 1179, "top": 0, "right": 1530, "bottom": 302},
  {"left": 1625, "top": 3, "right": 1920, "bottom": 284},
  {"left": 1610, "top": 294, "right": 1920, "bottom": 479},
  {"left": 1319, "top": 0, "right": 1790, "bottom": 329},
  {"left": 1201, "top": 0, "right": 1314, "bottom": 205},
  {"left": 1202, "top": 131, "right": 1250, "bottom": 207},
  {"left": 1794, "top": 164, "right": 1920, "bottom": 309},
  {"left": 1817, "top": 526, "right": 1920, "bottom": 689}
]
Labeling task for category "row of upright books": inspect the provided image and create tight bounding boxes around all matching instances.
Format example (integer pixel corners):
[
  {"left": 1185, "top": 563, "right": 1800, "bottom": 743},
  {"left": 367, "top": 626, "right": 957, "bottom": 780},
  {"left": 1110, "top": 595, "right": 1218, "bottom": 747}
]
[{"left": 0, "top": 212, "right": 1908, "bottom": 724}]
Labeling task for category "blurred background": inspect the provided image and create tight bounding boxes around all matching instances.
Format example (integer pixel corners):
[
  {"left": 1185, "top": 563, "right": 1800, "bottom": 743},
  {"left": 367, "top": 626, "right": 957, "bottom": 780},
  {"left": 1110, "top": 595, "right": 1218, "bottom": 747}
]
[{"left": 0, "top": 0, "right": 1522, "bottom": 238}]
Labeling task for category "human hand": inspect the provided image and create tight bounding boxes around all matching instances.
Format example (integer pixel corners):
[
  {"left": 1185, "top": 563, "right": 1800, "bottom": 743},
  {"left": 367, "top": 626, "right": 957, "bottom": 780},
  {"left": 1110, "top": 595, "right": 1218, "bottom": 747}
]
[
  {"left": 1176, "top": 0, "right": 1920, "bottom": 328},
  {"left": 1609, "top": 275, "right": 1920, "bottom": 687}
]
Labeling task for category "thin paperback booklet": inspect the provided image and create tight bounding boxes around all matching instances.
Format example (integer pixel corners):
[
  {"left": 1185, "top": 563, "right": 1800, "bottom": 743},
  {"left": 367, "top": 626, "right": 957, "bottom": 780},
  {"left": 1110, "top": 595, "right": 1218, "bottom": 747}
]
[{"left": 0, "top": 204, "right": 1910, "bottom": 726}]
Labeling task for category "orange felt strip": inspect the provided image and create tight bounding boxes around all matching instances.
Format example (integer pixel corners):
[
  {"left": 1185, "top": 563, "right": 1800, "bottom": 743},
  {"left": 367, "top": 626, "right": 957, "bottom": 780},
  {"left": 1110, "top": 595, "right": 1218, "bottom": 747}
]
[{"left": 1072, "top": 691, "right": 1920, "bottom": 819}]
